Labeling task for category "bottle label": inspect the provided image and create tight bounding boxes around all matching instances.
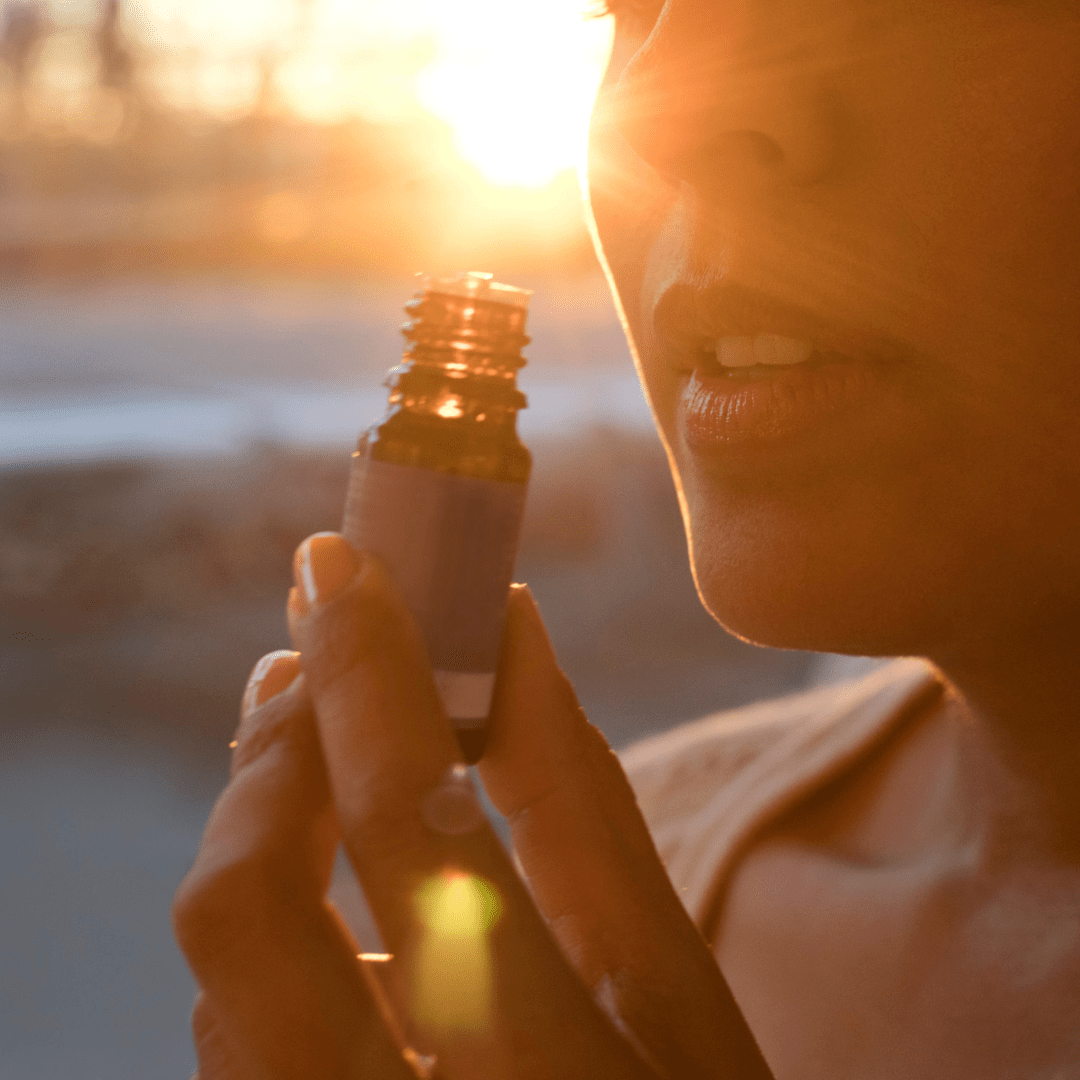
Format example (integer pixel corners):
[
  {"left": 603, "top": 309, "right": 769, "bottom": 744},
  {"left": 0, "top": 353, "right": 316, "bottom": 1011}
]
[{"left": 341, "top": 455, "right": 527, "bottom": 728}]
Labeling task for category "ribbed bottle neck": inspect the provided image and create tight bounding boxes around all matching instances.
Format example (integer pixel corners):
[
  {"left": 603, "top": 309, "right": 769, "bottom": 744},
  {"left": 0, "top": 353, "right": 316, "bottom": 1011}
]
[
  {"left": 382, "top": 276, "right": 530, "bottom": 424},
  {"left": 402, "top": 289, "right": 528, "bottom": 375}
]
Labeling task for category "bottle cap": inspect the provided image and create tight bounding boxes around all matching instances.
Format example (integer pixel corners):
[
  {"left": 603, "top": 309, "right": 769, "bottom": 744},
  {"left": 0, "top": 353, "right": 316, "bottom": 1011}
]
[{"left": 419, "top": 271, "right": 532, "bottom": 311}]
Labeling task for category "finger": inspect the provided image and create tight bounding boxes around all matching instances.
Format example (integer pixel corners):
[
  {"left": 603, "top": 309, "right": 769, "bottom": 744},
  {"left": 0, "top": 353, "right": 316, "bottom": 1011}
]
[
  {"left": 192, "top": 992, "right": 251, "bottom": 1080},
  {"left": 233, "top": 650, "right": 305, "bottom": 774},
  {"left": 481, "top": 586, "right": 691, "bottom": 973},
  {"left": 173, "top": 651, "right": 414, "bottom": 1080},
  {"left": 288, "top": 533, "right": 652, "bottom": 1079},
  {"left": 478, "top": 586, "right": 774, "bottom": 1080}
]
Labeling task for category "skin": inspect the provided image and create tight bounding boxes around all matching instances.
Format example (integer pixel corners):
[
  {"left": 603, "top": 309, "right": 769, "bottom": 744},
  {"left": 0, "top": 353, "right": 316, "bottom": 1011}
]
[
  {"left": 586, "top": 0, "right": 1080, "bottom": 1075},
  {"left": 174, "top": 538, "right": 774, "bottom": 1079},
  {"left": 174, "top": 1, "right": 1080, "bottom": 1076}
]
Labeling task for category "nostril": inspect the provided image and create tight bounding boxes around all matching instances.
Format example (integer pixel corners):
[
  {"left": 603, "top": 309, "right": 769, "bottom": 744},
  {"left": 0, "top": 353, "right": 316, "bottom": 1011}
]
[
  {"left": 599, "top": 7, "right": 840, "bottom": 191},
  {"left": 691, "top": 100, "right": 836, "bottom": 190},
  {"left": 728, "top": 130, "right": 785, "bottom": 170},
  {"left": 610, "top": 70, "right": 834, "bottom": 189},
  {"left": 671, "top": 129, "right": 788, "bottom": 194}
]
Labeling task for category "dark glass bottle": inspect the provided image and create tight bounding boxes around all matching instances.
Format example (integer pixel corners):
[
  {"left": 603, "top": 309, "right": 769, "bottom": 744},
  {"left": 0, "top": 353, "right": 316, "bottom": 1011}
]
[{"left": 342, "top": 272, "right": 532, "bottom": 762}]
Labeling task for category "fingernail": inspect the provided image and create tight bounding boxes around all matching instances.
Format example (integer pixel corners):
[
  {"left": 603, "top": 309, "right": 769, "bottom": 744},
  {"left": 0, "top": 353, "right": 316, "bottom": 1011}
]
[
  {"left": 293, "top": 532, "right": 362, "bottom": 609},
  {"left": 242, "top": 650, "right": 301, "bottom": 717}
]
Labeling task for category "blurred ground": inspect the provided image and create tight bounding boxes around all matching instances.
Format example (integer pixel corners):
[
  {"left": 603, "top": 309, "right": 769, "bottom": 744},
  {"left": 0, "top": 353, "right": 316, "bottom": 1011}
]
[{"left": 0, "top": 276, "right": 876, "bottom": 1078}]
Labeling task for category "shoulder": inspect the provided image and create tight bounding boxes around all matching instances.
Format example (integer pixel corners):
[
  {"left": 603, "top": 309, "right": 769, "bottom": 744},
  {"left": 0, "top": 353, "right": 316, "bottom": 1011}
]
[{"left": 620, "top": 658, "right": 943, "bottom": 928}]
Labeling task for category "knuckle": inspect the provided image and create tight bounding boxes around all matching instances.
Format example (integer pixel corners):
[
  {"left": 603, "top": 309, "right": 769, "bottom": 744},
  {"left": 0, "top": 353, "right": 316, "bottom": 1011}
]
[
  {"left": 230, "top": 689, "right": 312, "bottom": 777},
  {"left": 172, "top": 864, "right": 246, "bottom": 968},
  {"left": 191, "top": 995, "right": 241, "bottom": 1079},
  {"left": 172, "top": 853, "right": 294, "bottom": 970},
  {"left": 303, "top": 568, "right": 425, "bottom": 689},
  {"left": 340, "top": 797, "right": 431, "bottom": 868}
]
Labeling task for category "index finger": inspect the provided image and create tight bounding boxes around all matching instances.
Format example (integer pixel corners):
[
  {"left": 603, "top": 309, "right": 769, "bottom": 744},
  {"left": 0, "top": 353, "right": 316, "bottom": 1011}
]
[
  {"left": 173, "top": 666, "right": 413, "bottom": 1080},
  {"left": 287, "top": 533, "right": 653, "bottom": 1079}
]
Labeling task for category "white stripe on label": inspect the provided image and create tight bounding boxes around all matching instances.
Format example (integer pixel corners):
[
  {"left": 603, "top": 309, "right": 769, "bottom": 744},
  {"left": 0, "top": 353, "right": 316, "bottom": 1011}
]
[{"left": 433, "top": 671, "right": 496, "bottom": 725}]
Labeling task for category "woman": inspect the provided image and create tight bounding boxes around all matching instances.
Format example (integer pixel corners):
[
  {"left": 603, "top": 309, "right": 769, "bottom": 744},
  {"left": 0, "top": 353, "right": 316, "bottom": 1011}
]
[{"left": 173, "top": 1, "right": 1080, "bottom": 1076}]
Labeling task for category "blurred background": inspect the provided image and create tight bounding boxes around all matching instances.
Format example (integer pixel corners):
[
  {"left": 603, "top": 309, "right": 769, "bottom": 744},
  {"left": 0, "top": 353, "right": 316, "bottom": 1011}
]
[{"left": 0, "top": 2, "right": 873, "bottom": 1075}]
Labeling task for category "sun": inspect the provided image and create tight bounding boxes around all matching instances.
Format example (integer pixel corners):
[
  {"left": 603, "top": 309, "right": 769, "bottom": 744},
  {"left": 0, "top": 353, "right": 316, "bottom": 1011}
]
[
  {"left": 411, "top": 0, "right": 613, "bottom": 188},
  {"left": 131, "top": 0, "right": 614, "bottom": 189}
]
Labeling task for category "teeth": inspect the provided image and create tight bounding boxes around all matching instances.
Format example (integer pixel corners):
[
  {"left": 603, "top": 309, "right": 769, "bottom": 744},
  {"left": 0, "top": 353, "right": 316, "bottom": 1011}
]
[
  {"left": 716, "top": 333, "right": 815, "bottom": 368},
  {"left": 717, "top": 337, "right": 757, "bottom": 367}
]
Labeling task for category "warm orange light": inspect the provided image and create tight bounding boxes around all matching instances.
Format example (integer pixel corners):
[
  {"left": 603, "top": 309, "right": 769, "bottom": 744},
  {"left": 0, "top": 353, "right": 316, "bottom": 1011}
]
[
  {"left": 412, "top": 870, "right": 503, "bottom": 1033},
  {"left": 412, "top": 0, "right": 614, "bottom": 187},
  {"left": 136, "top": 0, "right": 613, "bottom": 188},
  {"left": 436, "top": 397, "right": 464, "bottom": 419}
]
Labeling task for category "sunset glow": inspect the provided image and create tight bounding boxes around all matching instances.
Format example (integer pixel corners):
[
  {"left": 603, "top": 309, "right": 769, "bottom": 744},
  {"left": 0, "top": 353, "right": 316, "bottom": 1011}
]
[
  {"left": 113, "top": 0, "right": 613, "bottom": 188},
  {"left": 412, "top": 0, "right": 614, "bottom": 187}
]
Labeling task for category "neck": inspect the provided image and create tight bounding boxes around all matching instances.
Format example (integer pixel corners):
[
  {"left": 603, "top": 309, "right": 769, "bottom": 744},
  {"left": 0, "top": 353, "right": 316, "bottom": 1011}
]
[{"left": 936, "top": 631, "right": 1080, "bottom": 870}]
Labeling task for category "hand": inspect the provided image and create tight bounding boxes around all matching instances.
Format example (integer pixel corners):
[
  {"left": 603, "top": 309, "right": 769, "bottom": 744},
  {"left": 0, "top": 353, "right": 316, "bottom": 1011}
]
[{"left": 173, "top": 532, "right": 773, "bottom": 1079}]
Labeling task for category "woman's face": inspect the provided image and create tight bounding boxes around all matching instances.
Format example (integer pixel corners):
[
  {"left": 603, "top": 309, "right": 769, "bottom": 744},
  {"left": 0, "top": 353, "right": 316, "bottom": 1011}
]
[{"left": 587, "top": 0, "right": 1080, "bottom": 661}]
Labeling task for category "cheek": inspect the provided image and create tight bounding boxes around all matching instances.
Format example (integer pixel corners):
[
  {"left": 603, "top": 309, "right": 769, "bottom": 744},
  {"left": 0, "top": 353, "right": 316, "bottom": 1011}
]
[
  {"left": 586, "top": 79, "right": 676, "bottom": 338},
  {"left": 586, "top": 163, "right": 660, "bottom": 326},
  {"left": 871, "top": 18, "right": 1080, "bottom": 350}
]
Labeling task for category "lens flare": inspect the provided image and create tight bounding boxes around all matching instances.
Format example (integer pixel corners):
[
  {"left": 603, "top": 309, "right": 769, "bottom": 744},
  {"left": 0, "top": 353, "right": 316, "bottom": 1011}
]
[{"left": 412, "top": 870, "right": 502, "bottom": 1033}]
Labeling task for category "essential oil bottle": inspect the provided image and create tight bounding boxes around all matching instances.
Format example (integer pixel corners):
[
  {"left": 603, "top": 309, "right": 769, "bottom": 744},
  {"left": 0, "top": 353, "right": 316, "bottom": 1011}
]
[{"left": 341, "top": 272, "right": 532, "bottom": 762}]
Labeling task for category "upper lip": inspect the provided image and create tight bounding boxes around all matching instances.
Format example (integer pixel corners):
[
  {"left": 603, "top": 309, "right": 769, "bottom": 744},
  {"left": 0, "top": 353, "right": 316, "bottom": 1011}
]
[{"left": 651, "top": 279, "right": 912, "bottom": 374}]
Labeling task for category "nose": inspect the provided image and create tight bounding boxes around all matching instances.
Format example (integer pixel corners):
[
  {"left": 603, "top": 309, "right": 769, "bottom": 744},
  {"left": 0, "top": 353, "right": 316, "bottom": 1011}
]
[{"left": 609, "top": 0, "right": 839, "bottom": 189}]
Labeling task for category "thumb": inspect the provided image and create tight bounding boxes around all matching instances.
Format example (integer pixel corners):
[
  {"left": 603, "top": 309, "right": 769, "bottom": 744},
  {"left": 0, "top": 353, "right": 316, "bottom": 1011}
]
[{"left": 479, "top": 586, "right": 773, "bottom": 1080}]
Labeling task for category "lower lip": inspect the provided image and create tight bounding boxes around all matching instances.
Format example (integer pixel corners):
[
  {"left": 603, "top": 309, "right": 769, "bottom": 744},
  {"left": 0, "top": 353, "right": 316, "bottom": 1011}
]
[{"left": 679, "top": 353, "right": 882, "bottom": 449}]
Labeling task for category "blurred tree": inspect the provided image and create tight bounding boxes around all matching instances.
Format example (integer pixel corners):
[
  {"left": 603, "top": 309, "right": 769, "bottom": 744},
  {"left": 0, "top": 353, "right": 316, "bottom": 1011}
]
[
  {"left": 254, "top": 0, "right": 320, "bottom": 118},
  {"left": 93, "top": 0, "right": 142, "bottom": 132},
  {"left": 0, "top": 0, "right": 48, "bottom": 132},
  {"left": 95, "top": 0, "right": 133, "bottom": 93}
]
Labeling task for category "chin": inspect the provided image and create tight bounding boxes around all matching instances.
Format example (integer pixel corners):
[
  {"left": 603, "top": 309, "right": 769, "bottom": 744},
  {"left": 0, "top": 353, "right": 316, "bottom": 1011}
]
[{"left": 681, "top": 491, "right": 957, "bottom": 661}]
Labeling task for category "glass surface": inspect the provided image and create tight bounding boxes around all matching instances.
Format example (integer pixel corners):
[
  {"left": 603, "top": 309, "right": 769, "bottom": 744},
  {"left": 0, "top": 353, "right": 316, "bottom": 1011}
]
[
  {"left": 368, "top": 406, "right": 532, "bottom": 485},
  {"left": 365, "top": 281, "right": 533, "bottom": 485}
]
